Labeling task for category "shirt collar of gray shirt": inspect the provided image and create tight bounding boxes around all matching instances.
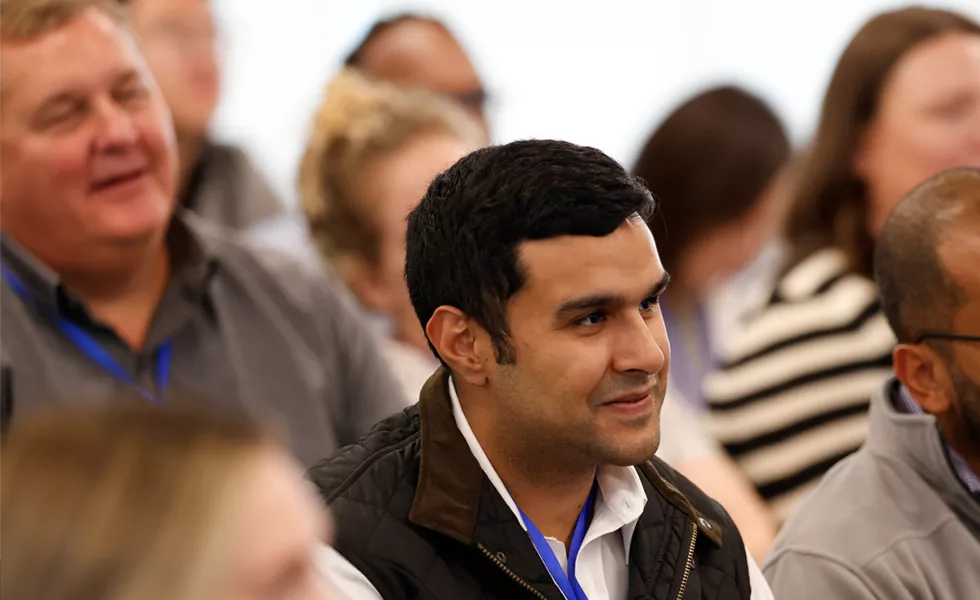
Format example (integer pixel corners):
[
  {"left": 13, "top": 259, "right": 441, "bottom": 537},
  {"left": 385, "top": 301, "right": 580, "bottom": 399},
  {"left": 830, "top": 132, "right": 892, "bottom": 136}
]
[{"left": 0, "top": 209, "right": 219, "bottom": 315}]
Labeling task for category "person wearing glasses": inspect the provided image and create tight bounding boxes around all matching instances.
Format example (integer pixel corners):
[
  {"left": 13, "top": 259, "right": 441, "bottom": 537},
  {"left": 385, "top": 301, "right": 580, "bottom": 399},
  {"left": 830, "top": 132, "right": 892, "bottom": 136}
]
[
  {"left": 344, "top": 13, "right": 490, "bottom": 140},
  {"left": 126, "top": 0, "right": 287, "bottom": 231},
  {"left": 764, "top": 168, "right": 980, "bottom": 600}
]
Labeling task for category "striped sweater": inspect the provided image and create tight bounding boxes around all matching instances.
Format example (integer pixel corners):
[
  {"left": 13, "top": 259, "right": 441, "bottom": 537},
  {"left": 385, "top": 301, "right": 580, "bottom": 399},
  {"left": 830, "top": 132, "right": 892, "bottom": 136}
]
[{"left": 704, "top": 247, "right": 895, "bottom": 524}]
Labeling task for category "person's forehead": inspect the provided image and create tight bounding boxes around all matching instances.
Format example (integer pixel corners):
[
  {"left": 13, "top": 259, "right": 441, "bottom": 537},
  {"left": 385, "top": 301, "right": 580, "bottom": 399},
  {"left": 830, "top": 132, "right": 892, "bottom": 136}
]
[
  {"left": 360, "top": 21, "right": 480, "bottom": 91},
  {"left": 518, "top": 222, "right": 662, "bottom": 300},
  {"left": 1, "top": 11, "right": 142, "bottom": 107},
  {"left": 129, "top": 0, "right": 211, "bottom": 24},
  {"left": 882, "top": 33, "right": 980, "bottom": 107}
]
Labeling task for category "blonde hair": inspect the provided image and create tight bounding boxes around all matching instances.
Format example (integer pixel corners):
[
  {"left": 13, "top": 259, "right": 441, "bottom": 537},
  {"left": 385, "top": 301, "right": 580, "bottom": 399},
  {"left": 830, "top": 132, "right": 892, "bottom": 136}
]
[
  {"left": 0, "top": 0, "right": 128, "bottom": 40},
  {"left": 298, "top": 67, "right": 485, "bottom": 276},
  {"left": 1, "top": 406, "right": 279, "bottom": 600}
]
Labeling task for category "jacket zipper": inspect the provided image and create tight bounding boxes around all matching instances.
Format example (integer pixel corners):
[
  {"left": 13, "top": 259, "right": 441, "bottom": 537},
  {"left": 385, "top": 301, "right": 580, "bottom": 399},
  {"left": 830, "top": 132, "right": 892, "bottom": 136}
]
[
  {"left": 477, "top": 543, "right": 548, "bottom": 600},
  {"left": 675, "top": 521, "right": 698, "bottom": 600}
]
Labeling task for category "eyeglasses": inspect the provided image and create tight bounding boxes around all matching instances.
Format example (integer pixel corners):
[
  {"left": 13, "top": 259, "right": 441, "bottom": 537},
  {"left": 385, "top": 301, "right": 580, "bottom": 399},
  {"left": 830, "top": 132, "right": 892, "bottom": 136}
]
[{"left": 915, "top": 331, "right": 980, "bottom": 344}]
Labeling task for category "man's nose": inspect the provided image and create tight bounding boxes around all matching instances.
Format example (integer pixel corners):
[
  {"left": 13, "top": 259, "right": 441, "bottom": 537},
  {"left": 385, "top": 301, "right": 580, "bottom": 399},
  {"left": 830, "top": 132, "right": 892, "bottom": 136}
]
[
  {"left": 91, "top": 99, "right": 139, "bottom": 153},
  {"left": 612, "top": 312, "right": 667, "bottom": 376}
]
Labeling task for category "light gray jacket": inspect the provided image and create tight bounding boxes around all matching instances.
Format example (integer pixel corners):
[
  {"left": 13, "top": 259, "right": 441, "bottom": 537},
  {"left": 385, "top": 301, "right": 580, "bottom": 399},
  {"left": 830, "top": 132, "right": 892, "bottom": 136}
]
[{"left": 763, "top": 379, "right": 980, "bottom": 599}]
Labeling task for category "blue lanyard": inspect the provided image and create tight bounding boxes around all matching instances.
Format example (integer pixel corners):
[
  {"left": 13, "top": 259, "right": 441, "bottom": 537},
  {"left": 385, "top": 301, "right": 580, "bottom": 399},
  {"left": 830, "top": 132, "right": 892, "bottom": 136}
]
[
  {"left": 516, "top": 481, "right": 597, "bottom": 600},
  {"left": 2, "top": 263, "right": 171, "bottom": 404}
]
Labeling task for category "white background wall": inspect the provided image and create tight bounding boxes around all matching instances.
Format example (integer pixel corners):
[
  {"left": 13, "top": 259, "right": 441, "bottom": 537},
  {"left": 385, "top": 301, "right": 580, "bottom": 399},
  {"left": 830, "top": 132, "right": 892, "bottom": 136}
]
[{"left": 209, "top": 0, "right": 980, "bottom": 208}]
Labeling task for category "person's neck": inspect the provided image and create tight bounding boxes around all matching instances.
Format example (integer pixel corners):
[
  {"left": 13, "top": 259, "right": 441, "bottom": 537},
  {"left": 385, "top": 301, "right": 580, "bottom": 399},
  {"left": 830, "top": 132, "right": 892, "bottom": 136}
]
[
  {"left": 61, "top": 242, "right": 171, "bottom": 351},
  {"left": 461, "top": 389, "right": 597, "bottom": 547},
  {"left": 176, "top": 132, "right": 207, "bottom": 199},
  {"left": 942, "top": 422, "right": 980, "bottom": 490}
]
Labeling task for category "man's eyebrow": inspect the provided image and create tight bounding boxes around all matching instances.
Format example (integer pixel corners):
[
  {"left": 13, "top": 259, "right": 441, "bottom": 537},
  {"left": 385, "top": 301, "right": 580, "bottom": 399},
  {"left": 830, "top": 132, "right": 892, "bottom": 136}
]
[{"left": 553, "top": 271, "right": 671, "bottom": 318}]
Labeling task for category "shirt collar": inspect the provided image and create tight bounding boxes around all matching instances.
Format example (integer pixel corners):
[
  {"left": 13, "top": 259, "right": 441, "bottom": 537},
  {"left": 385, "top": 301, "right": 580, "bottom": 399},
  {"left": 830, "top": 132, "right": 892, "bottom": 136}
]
[
  {"left": 0, "top": 210, "right": 218, "bottom": 313},
  {"left": 0, "top": 232, "right": 63, "bottom": 311},
  {"left": 895, "top": 384, "right": 980, "bottom": 494},
  {"left": 447, "top": 376, "right": 648, "bottom": 558}
]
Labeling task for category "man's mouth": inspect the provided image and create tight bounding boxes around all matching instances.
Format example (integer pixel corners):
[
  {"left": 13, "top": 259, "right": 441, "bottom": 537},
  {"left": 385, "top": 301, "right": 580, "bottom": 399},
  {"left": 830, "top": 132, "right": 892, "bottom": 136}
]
[
  {"left": 91, "top": 167, "right": 148, "bottom": 192},
  {"left": 603, "top": 388, "right": 656, "bottom": 406}
]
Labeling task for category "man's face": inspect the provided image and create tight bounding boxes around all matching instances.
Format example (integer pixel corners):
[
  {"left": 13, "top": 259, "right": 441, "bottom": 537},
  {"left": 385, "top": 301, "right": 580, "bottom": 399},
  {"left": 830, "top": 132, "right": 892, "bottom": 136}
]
[
  {"left": 938, "top": 230, "right": 980, "bottom": 447},
  {"left": 128, "top": 0, "right": 220, "bottom": 137},
  {"left": 0, "top": 9, "right": 177, "bottom": 272},
  {"left": 485, "top": 218, "right": 671, "bottom": 467}
]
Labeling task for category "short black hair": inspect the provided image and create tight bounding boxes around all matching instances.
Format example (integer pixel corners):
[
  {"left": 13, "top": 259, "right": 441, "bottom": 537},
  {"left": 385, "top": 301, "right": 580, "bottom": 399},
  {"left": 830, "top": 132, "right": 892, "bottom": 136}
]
[
  {"left": 405, "top": 139, "right": 656, "bottom": 365},
  {"left": 344, "top": 13, "right": 448, "bottom": 67},
  {"left": 874, "top": 167, "right": 980, "bottom": 343}
]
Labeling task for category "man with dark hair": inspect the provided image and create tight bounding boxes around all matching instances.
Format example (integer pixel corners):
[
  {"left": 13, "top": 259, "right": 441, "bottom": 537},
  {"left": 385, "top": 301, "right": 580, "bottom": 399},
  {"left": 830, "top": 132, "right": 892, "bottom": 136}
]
[
  {"left": 764, "top": 167, "right": 980, "bottom": 599},
  {"left": 312, "top": 140, "right": 772, "bottom": 599},
  {"left": 344, "top": 13, "right": 489, "bottom": 138}
]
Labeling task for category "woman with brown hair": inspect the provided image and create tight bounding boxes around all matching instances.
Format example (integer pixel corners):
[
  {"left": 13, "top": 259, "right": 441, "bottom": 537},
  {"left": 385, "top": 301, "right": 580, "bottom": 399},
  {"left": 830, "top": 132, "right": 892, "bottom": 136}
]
[
  {"left": 632, "top": 85, "right": 793, "bottom": 411},
  {"left": 2, "top": 406, "right": 336, "bottom": 600},
  {"left": 703, "top": 6, "right": 980, "bottom": 525}
]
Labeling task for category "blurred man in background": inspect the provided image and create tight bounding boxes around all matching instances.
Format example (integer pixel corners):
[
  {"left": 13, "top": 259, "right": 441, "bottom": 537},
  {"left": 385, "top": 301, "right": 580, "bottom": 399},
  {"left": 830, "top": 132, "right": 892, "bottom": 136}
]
[
  {"left": 126, "top": 0, "right": 286, "bottom": 230},
  {"left": 0, "top": 0, "right": 405, "bottom": 466},
  {"left": 764, "top": 168, "right": 980, "bottom": 599},
  {"left": 345, "top": 13, "right": 490, "bottom": 139}
]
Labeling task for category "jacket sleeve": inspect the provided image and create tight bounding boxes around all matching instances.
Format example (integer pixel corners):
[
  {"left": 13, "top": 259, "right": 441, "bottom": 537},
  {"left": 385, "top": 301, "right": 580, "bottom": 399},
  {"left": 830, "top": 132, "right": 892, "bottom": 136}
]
[{"left": 763, "top": 550, "right": 882, "bottom": 600}]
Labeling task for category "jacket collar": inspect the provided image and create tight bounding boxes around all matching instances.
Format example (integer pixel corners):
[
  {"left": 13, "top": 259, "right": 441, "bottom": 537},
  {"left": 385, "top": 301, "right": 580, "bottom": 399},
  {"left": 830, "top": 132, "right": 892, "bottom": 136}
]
[
  {"left": 867, "top": 379, "right": 980, "bottom": 531},
  {"left": 408, "top": 368, "right": 723, "bottom": 547}
]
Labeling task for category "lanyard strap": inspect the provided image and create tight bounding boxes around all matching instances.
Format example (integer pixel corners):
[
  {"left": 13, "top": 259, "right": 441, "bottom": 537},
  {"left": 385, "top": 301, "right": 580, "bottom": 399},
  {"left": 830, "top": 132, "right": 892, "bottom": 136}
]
[
  {"left": 516, "top": 481, "right": 597, "bottom": 600},
  {"left": 2, "top": 263, "right": 171, "bottom": 404}
]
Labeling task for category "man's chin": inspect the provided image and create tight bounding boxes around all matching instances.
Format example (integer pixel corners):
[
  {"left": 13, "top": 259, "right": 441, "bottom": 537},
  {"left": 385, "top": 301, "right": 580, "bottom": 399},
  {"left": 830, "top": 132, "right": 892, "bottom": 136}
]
[
  {"left": 596, "top": 433, "right": 662, "bottom": 467},
  {"left": 98, "top": 203, "right": 173, "bottom": 244}
]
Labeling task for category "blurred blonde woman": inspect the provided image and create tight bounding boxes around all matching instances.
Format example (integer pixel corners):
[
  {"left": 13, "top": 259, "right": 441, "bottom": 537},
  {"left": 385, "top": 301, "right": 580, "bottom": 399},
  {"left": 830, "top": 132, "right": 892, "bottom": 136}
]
[
  {"left": 299, "top": 68, "right": 486, "bottom": 399},
  {"left": 1, "top": 406, "right": 335, "bottom": 600}
]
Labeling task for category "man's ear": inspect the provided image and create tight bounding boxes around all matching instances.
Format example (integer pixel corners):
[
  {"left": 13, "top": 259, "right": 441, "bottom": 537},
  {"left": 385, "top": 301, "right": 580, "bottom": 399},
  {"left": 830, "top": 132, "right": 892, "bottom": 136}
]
[
  {"left": 894, "top": 344, "right": 952, "bottom": 415},
  {"left": 425, "top": 306, "right": 492, "bottom": 386}
]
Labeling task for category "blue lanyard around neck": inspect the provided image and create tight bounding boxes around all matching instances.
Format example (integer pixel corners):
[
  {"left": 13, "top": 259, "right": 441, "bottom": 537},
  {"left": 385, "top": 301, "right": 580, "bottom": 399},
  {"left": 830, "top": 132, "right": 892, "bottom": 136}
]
[
  {"left": 2, "top": 263, "right": 171, "bottom": 404},
  {"left": 515, "top": 481, "right": 597, "bottom": 600}
]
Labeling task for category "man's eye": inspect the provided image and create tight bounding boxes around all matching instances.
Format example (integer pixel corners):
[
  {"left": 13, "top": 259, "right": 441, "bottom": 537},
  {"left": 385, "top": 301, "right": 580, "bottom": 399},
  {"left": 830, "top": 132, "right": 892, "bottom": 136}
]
[
  {"left": 639, "top": 295, "right": 661, "bottom": 312},
  {"left": 576, "top": 312, "right": 606, "bottom": 327}
]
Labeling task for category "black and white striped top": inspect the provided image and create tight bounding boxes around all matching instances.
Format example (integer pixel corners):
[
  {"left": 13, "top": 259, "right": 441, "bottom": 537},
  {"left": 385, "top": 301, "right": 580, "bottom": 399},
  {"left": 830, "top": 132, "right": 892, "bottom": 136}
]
[{"left": 704, "top": 247, "right": 895, "bottom": 523}]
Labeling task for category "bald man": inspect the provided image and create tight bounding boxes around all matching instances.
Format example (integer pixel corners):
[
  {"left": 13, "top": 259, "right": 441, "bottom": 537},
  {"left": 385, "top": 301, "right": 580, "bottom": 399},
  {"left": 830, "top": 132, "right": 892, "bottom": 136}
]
[
  {"left": 763, "top": 167, "right": 980, "bottom": 600},
  {"left": 345, "top": 14, "right": 489, "bottom": 138}
]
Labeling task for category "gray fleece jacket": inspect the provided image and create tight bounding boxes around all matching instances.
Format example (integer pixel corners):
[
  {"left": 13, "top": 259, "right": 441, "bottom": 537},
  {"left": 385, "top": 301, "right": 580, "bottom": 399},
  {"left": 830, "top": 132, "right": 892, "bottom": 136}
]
[{"left": 763, "top": 379, "right": 980, "bottom": 600}]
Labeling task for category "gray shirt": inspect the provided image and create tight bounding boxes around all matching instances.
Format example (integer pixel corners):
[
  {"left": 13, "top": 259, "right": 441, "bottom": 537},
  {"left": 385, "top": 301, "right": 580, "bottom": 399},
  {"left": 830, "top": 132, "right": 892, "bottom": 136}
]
[
  {"left": 0, "top": 212, "right": 407, "bottom": 466},
  {"left": 182, "top": 141, "right": 286, "bottom": 231}
]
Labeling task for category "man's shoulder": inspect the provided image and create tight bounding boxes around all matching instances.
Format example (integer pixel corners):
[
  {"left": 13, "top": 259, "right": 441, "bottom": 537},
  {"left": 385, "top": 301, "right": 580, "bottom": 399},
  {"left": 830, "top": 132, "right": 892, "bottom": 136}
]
[
  {"left": 189, "top": 213, "right": 348, "bottom": 315},
  {"left": 308, "top": 406, "right": 423, "bottom": 507},
  {"left": 767, "top": 445, "right": 956, "bottom": 570}
]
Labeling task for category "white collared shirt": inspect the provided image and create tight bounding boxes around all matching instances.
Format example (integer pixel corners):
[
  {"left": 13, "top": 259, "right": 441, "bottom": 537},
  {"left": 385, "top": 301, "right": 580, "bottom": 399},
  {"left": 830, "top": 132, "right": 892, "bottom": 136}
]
[{"left": 320, "top": 377, "right": 774, "bottom": 600}]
